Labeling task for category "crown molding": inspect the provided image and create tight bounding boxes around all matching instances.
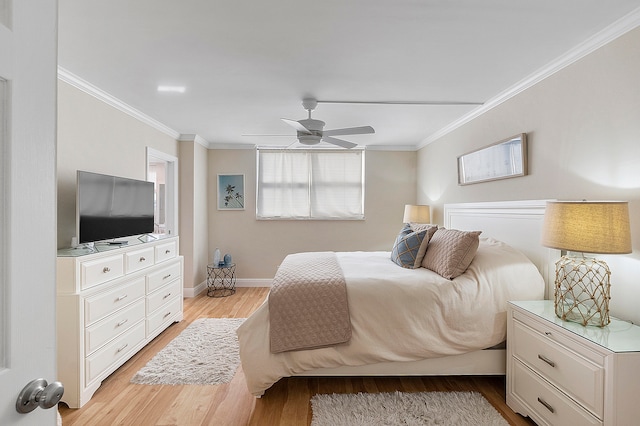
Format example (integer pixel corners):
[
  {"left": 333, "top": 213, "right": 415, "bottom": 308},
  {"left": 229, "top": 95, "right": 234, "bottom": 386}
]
[
  {"left": 57, "top": 67, "right": 181, "bottom": 140},
  {"left": 418, "top": 7, "right": 640, "bottom": 149},
  {"left": 177, "top": 134, "right": 211, "bottom": 148}
]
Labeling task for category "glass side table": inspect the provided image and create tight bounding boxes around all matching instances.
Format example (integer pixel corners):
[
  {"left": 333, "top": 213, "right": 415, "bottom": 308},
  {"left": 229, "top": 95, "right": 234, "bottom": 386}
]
[{"left": 206, "top": 263, "right": 236, "bottom": 297}]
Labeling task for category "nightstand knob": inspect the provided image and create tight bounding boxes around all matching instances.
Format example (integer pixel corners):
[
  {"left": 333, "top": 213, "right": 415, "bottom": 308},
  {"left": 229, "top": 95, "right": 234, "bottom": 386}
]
[
  {"left": 544, "top": 331, "right": 552, "bottom": 336},
  {"left": 538, "top": 354, "right": 556, "bottom": 367}
]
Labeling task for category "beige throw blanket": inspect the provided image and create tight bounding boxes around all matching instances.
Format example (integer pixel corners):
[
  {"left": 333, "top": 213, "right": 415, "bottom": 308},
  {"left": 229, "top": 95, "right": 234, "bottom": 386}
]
[{"left": 269, "top": 252, "right": 351, "bottom": 353}]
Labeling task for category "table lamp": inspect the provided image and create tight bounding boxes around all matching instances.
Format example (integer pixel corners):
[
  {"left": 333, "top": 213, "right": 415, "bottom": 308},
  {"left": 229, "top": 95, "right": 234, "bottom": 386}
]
[
  {"left": 403, "top": 205, "right": 430, "bottom": 224},
  {"left": 541, "top": 201, "right": 631, "bottom": 327}
]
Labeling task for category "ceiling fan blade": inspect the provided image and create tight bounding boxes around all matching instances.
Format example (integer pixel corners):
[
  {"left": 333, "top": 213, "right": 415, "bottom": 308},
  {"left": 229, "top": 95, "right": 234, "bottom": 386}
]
[
  {"left": 281, "top": 118, "right": 312, "bottom": 134},
  {"left": 323, "top": 126, "right": 375, "bottom": 137},
  {"left": 323, "top": 136, "right": 357, "bottom": 149}
]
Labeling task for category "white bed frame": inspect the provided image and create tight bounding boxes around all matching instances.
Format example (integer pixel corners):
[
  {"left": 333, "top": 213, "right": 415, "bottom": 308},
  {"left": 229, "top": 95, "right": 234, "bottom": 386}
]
[{"left": 299, "top": 199, "right": 555, "bottom": 378}]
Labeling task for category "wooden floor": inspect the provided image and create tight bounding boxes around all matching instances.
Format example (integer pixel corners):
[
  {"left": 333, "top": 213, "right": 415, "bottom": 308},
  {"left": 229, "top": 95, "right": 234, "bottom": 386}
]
[{"left": 60, "top": 287, "right": 536, "bottom": 425}]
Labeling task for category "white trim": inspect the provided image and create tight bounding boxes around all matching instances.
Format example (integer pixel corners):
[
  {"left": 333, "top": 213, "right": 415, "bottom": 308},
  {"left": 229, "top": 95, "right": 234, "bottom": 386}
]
[
  {"left": 146, "top": 147, "right": 179, "bottom": 238},
  {"left": 419, "top": 7, "right": 640, "bottom": 149},
  {"left": 236, "top": 278, "right": 272, "bottom": 287},
  {"left": 57, "top": 67, "right": 180, "bottom": 140},
  {"left": 183, "top": 278, "right": 271, "bottom": 298},
  {"left": 178, "top": 134, "right": 210, "bottom": 148}
]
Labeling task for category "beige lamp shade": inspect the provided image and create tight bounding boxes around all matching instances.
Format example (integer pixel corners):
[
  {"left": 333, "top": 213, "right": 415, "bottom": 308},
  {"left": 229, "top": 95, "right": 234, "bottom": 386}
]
[
  {"left": 403, "top": 204, "right": 430, "bottom": 224},
  {"left": 541, "top": 201, "right": 631, "bottom": 254}
]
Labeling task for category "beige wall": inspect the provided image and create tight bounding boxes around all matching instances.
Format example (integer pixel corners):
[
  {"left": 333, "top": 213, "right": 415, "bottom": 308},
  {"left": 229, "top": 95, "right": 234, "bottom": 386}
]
[
  {"left": 57, "top": 80, "right": 179, "bottom": 248},
  {"left": 417, "top": 27, "right": 640, "bottom": 323},
  {"left": 208, "top": 149, "right": 417, "bottom": 279},
  {"left": 179, "top": 140, "right": 210, "bottom": 292}
]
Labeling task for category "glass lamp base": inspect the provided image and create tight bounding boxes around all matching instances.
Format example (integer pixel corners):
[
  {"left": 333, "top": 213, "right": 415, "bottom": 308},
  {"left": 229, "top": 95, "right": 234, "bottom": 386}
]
[{"left": 554, "top": 255, "right": 611, "bottom": 327}]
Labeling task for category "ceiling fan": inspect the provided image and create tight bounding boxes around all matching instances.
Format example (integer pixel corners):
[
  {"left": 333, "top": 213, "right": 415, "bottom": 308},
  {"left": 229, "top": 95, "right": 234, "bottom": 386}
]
[{"left": 280, "top": 98, "right": 374, "bottom": 149}]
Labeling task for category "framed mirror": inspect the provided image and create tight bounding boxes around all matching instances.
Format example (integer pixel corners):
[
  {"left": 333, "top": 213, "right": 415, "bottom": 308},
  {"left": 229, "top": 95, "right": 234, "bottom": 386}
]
[{"left": 457, "top": 133, "right": 527, "bottom": 185}]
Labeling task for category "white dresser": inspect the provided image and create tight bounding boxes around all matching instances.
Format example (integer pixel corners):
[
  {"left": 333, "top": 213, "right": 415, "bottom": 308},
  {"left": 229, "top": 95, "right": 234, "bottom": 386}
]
[
  {"left": 57, "top": 236, "right": 183, "bottom": 408},
  {"left": 507, "top": 300, "right": 640, "bottom": 425}
]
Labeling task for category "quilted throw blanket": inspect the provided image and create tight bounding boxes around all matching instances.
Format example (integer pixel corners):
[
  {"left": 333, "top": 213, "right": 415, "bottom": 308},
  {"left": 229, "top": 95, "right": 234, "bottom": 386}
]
[{"left": 269, "top": 252, "right": 351, "bottom": 353}]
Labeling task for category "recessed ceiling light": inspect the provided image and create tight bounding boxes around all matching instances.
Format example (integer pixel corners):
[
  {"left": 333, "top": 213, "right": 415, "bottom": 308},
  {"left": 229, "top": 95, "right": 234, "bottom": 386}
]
[{"left": 157, "top": 85, "right": 186, "bottom": 93}]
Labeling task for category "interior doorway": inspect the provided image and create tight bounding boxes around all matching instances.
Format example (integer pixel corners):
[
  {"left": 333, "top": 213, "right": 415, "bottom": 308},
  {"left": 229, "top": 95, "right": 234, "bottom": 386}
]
[{"left": 146, "top": 147, "right": 178, "bottom": 237}]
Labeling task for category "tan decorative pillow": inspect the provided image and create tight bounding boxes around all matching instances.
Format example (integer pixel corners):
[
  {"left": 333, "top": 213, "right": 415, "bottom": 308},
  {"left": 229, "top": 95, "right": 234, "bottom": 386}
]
[
  {"left": 421, "top": 228, "right": 482, "bottom": 279},
  {"left": 409, "top": 224, "right": 438, "bottom": 265}
]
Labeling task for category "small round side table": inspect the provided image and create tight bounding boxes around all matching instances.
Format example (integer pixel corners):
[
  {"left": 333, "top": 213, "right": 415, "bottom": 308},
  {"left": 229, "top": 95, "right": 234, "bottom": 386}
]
[{"left": 206, "top": 263, "right": 236, "bottom": 297}]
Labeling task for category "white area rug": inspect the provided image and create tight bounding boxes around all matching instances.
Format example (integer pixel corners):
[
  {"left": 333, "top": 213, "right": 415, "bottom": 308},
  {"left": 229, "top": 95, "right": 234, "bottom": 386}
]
[
  {"left": 311, "top": 391, "right": 508, "bottom": 426},
  {"left": 131, "top": 317, "right": 245, "bottom": 385}
]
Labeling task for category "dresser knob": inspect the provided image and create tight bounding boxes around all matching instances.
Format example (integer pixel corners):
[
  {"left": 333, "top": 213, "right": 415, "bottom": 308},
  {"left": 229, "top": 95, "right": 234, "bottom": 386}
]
[
  {"left": 537, "top": 397, "right": 555, "bottom": 413},
  {"left": 139, "top": 256, "right": 146, "bottom": 262},
  {"left": 103, "top": 267, "right": 111, "bottom": 273}
]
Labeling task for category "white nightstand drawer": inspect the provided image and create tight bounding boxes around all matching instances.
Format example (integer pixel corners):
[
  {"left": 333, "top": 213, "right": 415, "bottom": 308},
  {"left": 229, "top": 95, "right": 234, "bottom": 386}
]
[
  {"left": 85, "top": 321, "right": 145, "bottom": 385},
  {"left": 84, "top": 277, "right": 146, "bottom": 326},
  {"left": 512, "top": 320, "right": 604, "bottom": 417},
  {"left": 146, "top": 279, "right": 181, "bottom": 315},
  {"left": 146, "top": 296, "right": 181, "bottom": 336},
  {"left": 81, "top": 254, "right": 124, "bottom": 290},
  {"left": 125, "top": 246, "right": 155, "bottom": 274},
  {"left": 155, "top": 240, "right": 177, "bottom": 263},
  {"left": 513, "top": 360, "right": 601, "bottom": 426},
  {"left": 85, "top": 299, "right": 145, "bottom": 356},
  {"left": 146, "top": 261, "right": 181, "bottom": 293}
]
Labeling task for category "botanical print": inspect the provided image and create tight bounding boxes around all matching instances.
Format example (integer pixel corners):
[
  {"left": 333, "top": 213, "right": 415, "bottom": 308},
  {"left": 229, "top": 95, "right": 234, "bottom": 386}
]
[{"left": 218, "top": 174, "right": 245, "bottom": 210}]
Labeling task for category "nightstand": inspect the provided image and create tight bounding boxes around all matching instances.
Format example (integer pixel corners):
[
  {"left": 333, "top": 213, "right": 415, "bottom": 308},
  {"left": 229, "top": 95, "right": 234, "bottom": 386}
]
[
  {"left": 206, "top": 263, "right": 236, "bottom": 297},
  {"left": 507, "top": 300, "right": 640, "bottom": 425}
]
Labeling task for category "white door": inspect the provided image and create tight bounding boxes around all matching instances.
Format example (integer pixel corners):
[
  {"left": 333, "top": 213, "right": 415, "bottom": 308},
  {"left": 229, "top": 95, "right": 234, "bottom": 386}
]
[{"left": 0, "top": 1, "right": 59, "bottom": 424}]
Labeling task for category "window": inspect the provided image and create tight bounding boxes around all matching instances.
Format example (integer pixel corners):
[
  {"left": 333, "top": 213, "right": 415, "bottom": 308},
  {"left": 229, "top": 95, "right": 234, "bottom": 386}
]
[{"left": 257, "top": 149, "right": 365, "bottom": 220}]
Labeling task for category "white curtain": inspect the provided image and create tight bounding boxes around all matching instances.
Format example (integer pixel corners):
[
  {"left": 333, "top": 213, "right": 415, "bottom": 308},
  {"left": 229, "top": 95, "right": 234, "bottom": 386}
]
[{"left": 257, "top": 149, "right": 364, "bottom": 219}]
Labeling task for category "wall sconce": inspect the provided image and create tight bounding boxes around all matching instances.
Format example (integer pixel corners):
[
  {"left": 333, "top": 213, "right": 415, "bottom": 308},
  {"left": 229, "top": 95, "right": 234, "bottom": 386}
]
[
  {"left": 403, "top": 205, "right": 430, "bottom": 224},
  {"left": 541, "top": 201, "right": 632, "bottom": 327}
]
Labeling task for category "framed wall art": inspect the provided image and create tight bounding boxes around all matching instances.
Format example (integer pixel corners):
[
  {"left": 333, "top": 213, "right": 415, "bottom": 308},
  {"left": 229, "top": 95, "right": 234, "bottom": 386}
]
[
  {"left": 457, "top": 133, "right": 527, "bottom": 185},
  {"left": 217, "top": 174, "right": 245, "bottom": 210}
]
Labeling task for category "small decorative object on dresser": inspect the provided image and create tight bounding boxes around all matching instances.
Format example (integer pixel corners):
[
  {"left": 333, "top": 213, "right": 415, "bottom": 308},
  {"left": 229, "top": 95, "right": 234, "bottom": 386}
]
[
  {"left": 507, "top": 301, "right": 640, "bottom": 425},
  {"left": 541, "top": 200, "right": 632, "bottom": 327}
]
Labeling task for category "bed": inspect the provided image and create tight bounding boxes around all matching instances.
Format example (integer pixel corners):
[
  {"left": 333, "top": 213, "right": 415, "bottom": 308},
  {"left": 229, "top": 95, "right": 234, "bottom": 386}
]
[{"left": 237, "top": 200, "right": 554, "bottom": 397}]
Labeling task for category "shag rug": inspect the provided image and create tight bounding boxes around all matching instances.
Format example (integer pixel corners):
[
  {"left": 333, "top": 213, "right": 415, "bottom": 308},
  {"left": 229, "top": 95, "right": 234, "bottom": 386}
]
[
  {"left": 311, "top": 391, "right": 508, "bottom": 426},
  {"left": 131, "top": 317, "right": 245, "bottom": 386}
]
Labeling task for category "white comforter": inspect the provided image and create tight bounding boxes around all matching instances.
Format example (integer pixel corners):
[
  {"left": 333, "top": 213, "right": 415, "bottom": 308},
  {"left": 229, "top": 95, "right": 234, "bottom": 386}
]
[{"left": 236, "top": 238, "right": 545, "bottom": 396}]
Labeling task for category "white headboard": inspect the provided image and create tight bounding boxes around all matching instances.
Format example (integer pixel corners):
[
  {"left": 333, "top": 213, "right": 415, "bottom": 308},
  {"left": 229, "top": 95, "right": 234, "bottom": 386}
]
[{"left": 444, "top": 200, "right": 557, "bottom": 299}]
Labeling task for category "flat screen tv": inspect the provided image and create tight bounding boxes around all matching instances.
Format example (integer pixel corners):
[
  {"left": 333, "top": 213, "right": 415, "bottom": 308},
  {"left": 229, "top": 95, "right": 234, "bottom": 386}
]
[{"left": 77, "top": 170, "right": 155, "bottom": 244}]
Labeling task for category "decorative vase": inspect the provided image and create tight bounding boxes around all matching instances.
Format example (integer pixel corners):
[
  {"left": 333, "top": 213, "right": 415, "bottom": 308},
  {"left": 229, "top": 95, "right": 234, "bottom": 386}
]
[
  {"left": 224, "top": 254, "right": 232, "bottom": 266},
  {"left": 213, "top": 248, "right": 221, "bottom": 266}
]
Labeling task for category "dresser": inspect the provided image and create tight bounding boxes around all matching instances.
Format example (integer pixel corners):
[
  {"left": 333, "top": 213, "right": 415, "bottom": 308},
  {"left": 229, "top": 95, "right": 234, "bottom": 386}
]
[
  {"left": 57, "top": 236, "right": 183, "bottom": 408},
  {"left": 507, "top": 300, "right": 640, "bottom": 425}
]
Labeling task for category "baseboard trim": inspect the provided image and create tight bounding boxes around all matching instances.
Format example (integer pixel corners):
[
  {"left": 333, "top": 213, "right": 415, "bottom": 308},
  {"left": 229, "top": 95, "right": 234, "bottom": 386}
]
[{"left": 183, "top": 278, "right": 272, "bottom": 298}]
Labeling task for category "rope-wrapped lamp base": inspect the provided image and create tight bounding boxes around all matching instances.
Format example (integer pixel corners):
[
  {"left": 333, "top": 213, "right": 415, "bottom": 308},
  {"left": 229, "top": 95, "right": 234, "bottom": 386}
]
[{"left": 554, "top": 255, "right": 611, "bottom": 327}]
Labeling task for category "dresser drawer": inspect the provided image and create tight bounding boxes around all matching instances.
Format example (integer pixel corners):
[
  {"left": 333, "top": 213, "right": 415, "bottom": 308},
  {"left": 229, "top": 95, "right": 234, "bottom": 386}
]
[
  {"left": 513, "top": 360, "right": 601, "bottom": 425},
  {"left": 85, "top": 321, "right": 145, "bottom": 385},
  {"left": 146, "top": 279, "right": 182, "bottom": 315},
  {"left": 81, "top": 254, "right": 124, "bottom": 290},
  {"left": 125, "top": 246, "right": 155, "bottom": 274},
  {"left": 155, "top": 240, "right": 177, "bottom": 263},
  {"left": 84, "top": 277, "right": 146, "bottom": 326},
  {"left": 146, "top": 261, "right": 181, "bottom": 293},
  {"left": 512, "top": 319, "right": 604, "bottom": 417},
  {"left": 147, "top": 296, "right": 181, "bottom": 336},
  {"left": 85, "top": 299, "right": 145, "bottom": 356}
]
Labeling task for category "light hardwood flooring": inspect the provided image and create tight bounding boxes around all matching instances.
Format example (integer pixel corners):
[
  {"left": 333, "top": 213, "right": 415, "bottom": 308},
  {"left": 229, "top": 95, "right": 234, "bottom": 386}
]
[{"left": 59, "top": 287, "right": 536, "bottom": 425}]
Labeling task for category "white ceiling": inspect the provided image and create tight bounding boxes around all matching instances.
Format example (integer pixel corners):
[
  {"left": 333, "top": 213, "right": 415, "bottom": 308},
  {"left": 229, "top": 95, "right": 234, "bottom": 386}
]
[{"left": 58, "top": 1, "right": 640, "bottom": 150}]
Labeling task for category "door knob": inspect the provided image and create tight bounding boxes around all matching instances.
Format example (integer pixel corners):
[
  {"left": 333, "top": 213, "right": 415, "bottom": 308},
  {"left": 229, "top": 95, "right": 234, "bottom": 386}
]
[{"left": 16, "top": 378, "right": 64, "bottom": 413}]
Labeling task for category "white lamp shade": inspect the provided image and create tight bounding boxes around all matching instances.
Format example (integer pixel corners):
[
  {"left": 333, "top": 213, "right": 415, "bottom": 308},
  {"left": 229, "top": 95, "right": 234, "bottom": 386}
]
[
  {"left": 403, "top": 205, "right": 430, "bottom": 224},
  {"left": 542, "top": 201, "right": 631, "bottom": 254}
]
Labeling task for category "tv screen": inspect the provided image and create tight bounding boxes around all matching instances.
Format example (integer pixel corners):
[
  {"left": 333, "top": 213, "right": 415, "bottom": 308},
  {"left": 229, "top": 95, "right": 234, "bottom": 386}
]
[{"left": 77, "top": 171, "right": 155, "bottom": 244}]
